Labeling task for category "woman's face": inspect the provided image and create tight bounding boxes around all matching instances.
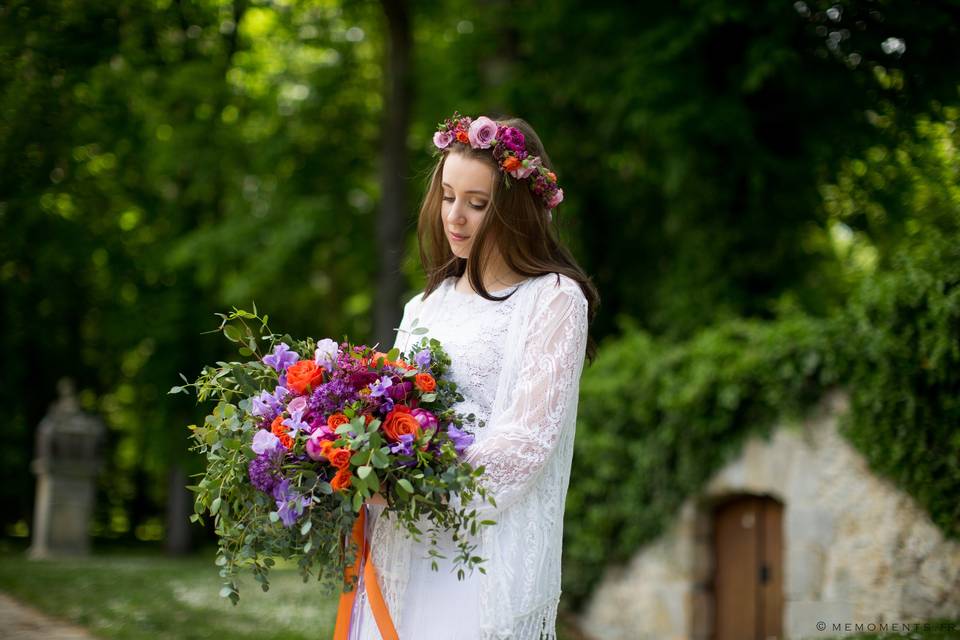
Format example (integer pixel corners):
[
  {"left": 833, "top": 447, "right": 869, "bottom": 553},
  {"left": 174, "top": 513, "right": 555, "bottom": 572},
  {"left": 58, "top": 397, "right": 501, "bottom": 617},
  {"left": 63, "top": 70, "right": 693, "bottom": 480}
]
[{"left": 441, "top": 152, "right": 495, "bottom": 259}]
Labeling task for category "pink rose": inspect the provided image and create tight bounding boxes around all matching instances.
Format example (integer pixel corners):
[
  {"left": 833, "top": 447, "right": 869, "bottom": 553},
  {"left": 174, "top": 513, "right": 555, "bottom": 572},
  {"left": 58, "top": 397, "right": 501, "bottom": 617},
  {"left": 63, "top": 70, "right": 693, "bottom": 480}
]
[
  {"left": 433, "top": 130, "right": 453, "bottom": 149},
  {"left": 510, "top": 155, "right": 542, "bottom": 179},
  {"left": 468, "top": 116, "right": 498, "bottom": 149},
  {"left": 410, "top": 408, "right": 438, "bottom": 434},
  {"left": 547, "top": 188, "right": 564, "bottom": 209}
]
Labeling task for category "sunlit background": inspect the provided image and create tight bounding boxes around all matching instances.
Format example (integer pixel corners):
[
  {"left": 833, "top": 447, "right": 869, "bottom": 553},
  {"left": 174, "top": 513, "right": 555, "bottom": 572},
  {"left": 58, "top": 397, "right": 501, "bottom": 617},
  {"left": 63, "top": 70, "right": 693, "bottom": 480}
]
[{"left": 2, "top": 1, "right": 959, "bottom": 638}]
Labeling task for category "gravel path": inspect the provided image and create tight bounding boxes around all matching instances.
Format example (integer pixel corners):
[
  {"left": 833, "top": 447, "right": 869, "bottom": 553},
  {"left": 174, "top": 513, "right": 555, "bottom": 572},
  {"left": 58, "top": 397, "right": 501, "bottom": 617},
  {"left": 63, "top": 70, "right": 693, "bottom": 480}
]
[{"left": 0, "top": 591, "right": 97, "bottom": 639}]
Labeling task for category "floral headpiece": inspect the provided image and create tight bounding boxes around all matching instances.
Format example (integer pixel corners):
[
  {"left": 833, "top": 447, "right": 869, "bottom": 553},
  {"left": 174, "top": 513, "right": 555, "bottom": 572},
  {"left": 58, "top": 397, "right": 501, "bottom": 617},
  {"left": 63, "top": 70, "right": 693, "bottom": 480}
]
[{"left": 432, "top": 111, "right": 563, "bottom": 220}]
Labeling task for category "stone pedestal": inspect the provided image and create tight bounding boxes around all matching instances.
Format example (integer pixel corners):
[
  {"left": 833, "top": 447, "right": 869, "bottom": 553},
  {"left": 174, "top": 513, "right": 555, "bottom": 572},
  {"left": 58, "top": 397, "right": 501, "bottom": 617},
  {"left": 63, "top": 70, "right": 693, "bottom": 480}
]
[{"left": 29, "top": 378, "right": 105, "bottom": 559}]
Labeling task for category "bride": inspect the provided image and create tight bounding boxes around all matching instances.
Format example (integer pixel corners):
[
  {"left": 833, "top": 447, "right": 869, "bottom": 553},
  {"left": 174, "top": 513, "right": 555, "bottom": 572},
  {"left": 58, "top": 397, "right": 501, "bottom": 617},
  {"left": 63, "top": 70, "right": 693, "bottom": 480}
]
[{"left": 345, "top": 111, "right": 599, "bottom": 640}]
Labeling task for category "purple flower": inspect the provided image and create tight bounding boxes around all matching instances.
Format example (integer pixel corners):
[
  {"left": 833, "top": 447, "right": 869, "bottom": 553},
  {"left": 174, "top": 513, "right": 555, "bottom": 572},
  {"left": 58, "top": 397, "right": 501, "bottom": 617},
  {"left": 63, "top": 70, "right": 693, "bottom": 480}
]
[
  {"left": 446, "top": 423, "right": 474, "bottom": 455},
  {"left": 252, "top": 429, "right": 280, "bottom": 454},
  {"left": 368, "top": 375, "right": 393, "bottom": 398},
  {"left": 248, "top": 446, "right": 285, "bottom": 493},
  {"left": 414, "top": 348, "right": 432, "bottom": 370},
  {"left": 272, "top": 478, "right": 311, "bottom": 528},
  {"left": 389, "top": 432, "right": 416, "bottom": 457},
  {"left": 264, "top": 343, "right": 299, "bottom": 373},
  {"left": 433, "top": 130, "right": 453, "bottom": 149},
  {"left": 250, "top": 390, "right": 279, "bottom": 419},
  {"left": 498, "top": 126, "right": 526, "bottom": 155},
  {"left": 468, "top": 116, "right": 498, "bottom": 149},
  {"left": 387, "top": 380, "right": 412, "bottom": 402}
]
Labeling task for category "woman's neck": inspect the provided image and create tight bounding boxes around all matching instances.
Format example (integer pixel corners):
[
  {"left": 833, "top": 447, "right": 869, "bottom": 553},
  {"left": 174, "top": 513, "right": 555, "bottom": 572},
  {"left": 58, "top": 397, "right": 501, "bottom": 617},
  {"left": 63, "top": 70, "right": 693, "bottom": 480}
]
[{"left": 460, "top": 261, "right": 526, "bottom": 293}]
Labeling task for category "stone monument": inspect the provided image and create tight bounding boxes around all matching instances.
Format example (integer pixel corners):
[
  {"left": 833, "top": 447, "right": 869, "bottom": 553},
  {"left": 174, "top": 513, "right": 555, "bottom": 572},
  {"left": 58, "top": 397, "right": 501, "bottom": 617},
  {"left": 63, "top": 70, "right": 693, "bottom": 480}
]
[{"left": 29, "top": 378, "right": 106, "bottom": 558}]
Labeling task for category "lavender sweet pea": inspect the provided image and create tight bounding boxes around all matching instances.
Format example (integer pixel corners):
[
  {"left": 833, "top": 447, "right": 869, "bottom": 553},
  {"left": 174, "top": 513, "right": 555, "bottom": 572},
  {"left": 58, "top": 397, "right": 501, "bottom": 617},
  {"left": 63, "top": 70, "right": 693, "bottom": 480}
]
[
  {"left": 272, "top": 478, "right": 311, "bottom": 527},
  {"left": 446, "top": 423, "right": 475, "bottom": 454},
  {"left": 414, "top": 348, "right": 432, "bottom": 371},
  {"left": 252, "top": 429, "right": 280, "bottom": 455},
  {"left": 314, "top": 338, "right": 339, "bottom": 370},
  {"left": 264, "top": 342, "right": 299, "bottom": 372}
]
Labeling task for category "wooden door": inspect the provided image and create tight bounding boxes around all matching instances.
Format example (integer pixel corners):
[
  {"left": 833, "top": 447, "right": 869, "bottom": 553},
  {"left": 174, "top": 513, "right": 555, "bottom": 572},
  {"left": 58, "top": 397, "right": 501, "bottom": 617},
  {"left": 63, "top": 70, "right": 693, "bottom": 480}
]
[{"left": 712, "top": 495, "right": 783, "bottom": 640}]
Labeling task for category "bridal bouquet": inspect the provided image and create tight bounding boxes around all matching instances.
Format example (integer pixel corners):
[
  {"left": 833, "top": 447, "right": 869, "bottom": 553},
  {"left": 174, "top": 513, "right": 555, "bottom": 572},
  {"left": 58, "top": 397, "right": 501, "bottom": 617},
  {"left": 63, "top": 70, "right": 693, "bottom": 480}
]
[{"left": 169, "top": 305, "right": 495, "bottom": 604}]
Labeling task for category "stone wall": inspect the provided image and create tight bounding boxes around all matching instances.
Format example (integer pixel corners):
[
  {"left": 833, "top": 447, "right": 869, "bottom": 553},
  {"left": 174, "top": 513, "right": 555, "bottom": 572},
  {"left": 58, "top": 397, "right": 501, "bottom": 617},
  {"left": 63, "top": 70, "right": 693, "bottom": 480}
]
[{"left": 578, "top": 389, "right": 960, "bottom": 639}]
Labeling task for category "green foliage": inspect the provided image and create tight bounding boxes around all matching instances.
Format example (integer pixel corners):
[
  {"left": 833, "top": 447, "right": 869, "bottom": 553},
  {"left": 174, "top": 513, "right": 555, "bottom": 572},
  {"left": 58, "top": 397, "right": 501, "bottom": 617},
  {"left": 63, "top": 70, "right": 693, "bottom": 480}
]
[
  {"left": 562, "top": 193, "right": 960, "bottom": 608},
  {"left": 563, "top": 309, "right": 843, "bottom": 607}
]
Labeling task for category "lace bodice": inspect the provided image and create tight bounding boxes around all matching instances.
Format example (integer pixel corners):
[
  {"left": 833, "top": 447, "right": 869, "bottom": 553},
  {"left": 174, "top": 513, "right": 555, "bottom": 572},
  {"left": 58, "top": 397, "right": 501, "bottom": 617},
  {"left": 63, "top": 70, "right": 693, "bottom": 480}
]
[
  {"left": 356, "top": 272, "right": 588, "bottom": 640},
  {"left": 395, "top": 276, "right": 525, "bottom": 444}
]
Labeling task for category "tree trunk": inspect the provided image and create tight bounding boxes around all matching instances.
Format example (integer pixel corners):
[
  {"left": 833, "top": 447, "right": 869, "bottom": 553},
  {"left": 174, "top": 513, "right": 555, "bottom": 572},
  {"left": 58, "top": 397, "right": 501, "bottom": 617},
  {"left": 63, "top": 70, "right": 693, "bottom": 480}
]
[
  {"left": 375, "top": 0, "right": 413, "bottom": 350},
  {"left": 164, "top": 464, "right": 193, "bottom": 555}
]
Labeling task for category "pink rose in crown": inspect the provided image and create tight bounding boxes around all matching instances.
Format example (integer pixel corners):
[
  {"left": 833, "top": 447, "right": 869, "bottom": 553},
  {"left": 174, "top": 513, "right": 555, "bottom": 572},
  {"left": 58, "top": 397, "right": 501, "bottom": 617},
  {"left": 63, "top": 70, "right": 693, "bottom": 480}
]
[
  {"left": 468, "top": 116, "right": 498, "bottom": 149},
  {"left": 547, "top": 188, "right": 564, "bottom": 209},
  {"left": 433, "top": 130, "right": 453, "bottom": 150}
]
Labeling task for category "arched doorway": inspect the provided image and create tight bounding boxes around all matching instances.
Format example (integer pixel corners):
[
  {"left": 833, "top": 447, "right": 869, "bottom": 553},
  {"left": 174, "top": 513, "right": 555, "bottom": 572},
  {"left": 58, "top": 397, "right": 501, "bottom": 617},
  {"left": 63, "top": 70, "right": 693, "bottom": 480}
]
[{"left": 711, "top": 494, "right": 784, "bottom": 640}]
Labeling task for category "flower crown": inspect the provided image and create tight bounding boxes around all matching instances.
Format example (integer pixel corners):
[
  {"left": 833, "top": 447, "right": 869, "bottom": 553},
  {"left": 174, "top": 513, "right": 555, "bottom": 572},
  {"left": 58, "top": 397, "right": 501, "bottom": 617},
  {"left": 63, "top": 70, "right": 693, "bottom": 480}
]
[{"left": 432, "top": 111, "right": 563, "bottom": 220}]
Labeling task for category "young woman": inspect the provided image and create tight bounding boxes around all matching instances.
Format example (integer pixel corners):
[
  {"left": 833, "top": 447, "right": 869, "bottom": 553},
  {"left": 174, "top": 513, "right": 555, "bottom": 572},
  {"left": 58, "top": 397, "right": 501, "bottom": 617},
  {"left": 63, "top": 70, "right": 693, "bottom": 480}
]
[{"left": 348, "top": 111, "right": 599, "bottom": 640}]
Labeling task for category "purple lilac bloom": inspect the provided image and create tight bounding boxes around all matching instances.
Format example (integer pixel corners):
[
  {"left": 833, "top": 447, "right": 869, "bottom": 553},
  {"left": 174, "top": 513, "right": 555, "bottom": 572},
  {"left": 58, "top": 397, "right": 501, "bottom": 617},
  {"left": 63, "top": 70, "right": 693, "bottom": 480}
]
[
  {"left": 272, "top": 478, "right": 311, "bottom": 528},
  {"left": 446, "top": 423, "right": 475, "bottom": 454},
  {"left": 251, "top": 390, "right": 279, "bottom": 418},
  {"left": 264, "top": 343, "right": 299, "bottom": 373},
  {"left": 414, "top": 348, "right": 432, "bottom": 370},
  {"left": 248, "top": 446, "right": 285, "bottom": 493}
]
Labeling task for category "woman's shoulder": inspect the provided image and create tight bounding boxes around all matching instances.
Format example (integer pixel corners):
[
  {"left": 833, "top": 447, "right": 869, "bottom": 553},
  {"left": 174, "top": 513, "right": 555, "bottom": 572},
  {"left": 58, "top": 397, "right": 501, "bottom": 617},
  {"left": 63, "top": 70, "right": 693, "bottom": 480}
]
[{"left": 529, "top": 272, "right": 585, "bottom": 301}]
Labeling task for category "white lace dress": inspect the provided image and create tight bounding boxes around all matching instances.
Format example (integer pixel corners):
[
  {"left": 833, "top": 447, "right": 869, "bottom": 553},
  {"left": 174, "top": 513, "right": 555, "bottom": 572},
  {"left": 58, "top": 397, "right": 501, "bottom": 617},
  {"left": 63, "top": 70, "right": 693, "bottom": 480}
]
[{"left": 348, "top": 272, "right": 588, "bottom": 640}]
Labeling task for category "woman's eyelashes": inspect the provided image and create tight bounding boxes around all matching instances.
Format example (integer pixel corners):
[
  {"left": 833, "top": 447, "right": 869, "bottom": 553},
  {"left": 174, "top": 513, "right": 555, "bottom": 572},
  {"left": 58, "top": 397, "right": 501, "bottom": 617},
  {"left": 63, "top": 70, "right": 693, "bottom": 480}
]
[{"left": 442, "top": 195, "right": 487, "bottom": 210}]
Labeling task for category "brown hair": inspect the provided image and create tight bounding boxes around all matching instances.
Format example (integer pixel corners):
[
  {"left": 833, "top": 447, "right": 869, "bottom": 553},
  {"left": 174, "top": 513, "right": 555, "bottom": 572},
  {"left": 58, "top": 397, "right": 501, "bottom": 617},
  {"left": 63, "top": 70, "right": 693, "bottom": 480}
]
[{"left": 415, "top": 114, "right": 600, "bottom": 364}]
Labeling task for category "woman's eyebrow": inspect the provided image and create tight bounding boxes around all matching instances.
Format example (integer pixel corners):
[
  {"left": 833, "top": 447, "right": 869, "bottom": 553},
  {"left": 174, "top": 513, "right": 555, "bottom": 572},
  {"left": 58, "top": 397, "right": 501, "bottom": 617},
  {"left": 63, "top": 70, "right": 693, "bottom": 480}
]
[{"left": 441, "top": 181, "right": 489, "bottom": 197}]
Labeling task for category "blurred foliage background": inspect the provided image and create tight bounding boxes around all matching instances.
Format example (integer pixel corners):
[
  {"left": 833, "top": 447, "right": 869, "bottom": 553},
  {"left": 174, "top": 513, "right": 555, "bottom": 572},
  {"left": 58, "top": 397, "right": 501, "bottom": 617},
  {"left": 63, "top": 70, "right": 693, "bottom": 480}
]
[{"left": 2, "top": 0, "right": 959, "bottom": 621}]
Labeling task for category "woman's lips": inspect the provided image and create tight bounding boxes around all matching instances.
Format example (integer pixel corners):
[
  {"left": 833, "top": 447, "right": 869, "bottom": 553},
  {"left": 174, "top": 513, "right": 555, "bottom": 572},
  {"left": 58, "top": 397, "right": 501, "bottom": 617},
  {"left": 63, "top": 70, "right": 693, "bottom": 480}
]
[{"left": 449, "top": 232, "right": 469, "bottom": 241}]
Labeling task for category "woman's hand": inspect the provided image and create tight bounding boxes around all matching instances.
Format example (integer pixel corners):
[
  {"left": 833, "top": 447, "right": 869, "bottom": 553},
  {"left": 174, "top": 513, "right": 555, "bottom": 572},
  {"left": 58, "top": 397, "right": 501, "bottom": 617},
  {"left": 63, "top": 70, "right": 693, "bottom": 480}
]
[{"left": 366, "top": 491, "right": 388, "bottom": 507}]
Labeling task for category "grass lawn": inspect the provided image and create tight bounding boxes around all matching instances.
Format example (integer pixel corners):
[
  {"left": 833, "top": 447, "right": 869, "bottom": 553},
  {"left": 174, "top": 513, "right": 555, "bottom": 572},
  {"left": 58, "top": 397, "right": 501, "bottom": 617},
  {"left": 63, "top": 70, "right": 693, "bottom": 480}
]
[{"left": 0, "top": 538, "right": 588, "bottom": 639}]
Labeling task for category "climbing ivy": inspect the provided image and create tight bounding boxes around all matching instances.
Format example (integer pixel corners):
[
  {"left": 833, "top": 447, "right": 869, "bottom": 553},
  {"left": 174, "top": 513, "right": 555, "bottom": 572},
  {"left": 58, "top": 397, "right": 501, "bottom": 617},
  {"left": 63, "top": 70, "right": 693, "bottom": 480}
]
[{"left": 562, "top": 216, "right": 960, "bottom": 609}]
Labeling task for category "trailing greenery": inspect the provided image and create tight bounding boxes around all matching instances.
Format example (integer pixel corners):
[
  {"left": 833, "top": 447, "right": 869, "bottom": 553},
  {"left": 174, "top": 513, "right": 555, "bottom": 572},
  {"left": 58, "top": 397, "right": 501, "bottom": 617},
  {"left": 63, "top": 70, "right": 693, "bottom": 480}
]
[{"left": 562, "top": 212, "right": 960, "bottom": 608}]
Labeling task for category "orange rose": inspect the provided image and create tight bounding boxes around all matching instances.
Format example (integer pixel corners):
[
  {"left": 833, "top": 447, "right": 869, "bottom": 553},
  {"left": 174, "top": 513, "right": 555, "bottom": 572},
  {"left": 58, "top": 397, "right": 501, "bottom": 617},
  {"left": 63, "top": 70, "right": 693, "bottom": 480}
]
[
  {"left": 502, "top": 156, "right": 521, "bottom": 172},
  {"left": 547, "top": 171, "right": 557, "bottom": 182},
  {"left": 271, "top": 415, "right": 293, "bottom": 449},
  {"left": 327, "top": 413, "right": 349, "bottom": 431},
  {"left": 318, "top": 439, "right": 335, "bottom": 460},
  {"left": 382, "top": 405, "right": 422, "bottom": 443},
  {"left": 328, "top": 446, "right": 353, "bottom": 469},
  {"left": 286, "top": 360, "right": 324, "bottom": 395},
  {"left": 414, "top": 373, "right": 436, "bottom": 393},
  {"left": 330, "top": 467, "right": 352, "bottom": 492},
  {"left": 455, "top": 130, "right": 469, "bottom": 143}
]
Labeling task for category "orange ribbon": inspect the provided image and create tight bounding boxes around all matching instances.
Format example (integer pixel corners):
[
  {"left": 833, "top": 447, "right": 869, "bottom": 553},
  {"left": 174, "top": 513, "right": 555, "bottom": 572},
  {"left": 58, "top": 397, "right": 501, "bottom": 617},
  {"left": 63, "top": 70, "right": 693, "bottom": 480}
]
[{"left": 333, "top": 505, "right": 399, "bottom": 640}]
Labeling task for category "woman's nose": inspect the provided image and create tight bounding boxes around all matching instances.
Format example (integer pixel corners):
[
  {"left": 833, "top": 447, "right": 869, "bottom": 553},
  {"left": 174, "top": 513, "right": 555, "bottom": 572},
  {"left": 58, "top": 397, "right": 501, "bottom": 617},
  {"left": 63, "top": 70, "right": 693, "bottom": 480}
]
[{"left": 446, "top": 201, "right": 466, "bottom": 223}]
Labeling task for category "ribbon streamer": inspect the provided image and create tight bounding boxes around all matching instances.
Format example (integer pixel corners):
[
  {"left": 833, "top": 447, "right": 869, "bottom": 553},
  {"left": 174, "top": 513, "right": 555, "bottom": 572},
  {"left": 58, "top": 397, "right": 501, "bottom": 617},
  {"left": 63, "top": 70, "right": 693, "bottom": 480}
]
[{"left": 333, "top": 505, "right": 399, "bottom": 640}]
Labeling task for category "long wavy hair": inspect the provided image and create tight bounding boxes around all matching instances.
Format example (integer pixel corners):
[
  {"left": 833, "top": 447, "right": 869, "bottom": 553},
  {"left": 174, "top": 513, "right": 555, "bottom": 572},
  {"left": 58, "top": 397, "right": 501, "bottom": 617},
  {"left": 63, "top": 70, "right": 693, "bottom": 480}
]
[{"left": 415, "top": 114, "right": 600, "bottom": 364}]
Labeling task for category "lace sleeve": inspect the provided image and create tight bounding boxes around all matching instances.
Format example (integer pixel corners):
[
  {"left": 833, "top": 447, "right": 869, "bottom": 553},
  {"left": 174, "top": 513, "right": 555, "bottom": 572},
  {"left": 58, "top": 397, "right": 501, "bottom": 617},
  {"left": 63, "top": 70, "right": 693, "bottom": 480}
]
[{"left": 461, "top": 279, "right": 588, "bottom": 516}]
